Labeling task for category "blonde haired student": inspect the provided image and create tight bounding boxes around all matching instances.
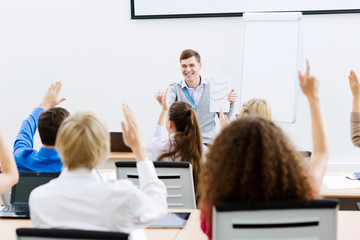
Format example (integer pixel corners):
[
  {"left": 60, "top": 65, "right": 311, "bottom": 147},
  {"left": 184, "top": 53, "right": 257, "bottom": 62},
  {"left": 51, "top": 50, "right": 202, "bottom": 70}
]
[
  {"left": 220, "top": 98, "right": 271, "bottom": 129},
  {"left": 29, "top": 105, "right": 167, "bottom": 234},
  {"left": 238, "top": 98, "right": 271, "bottom": 119},
  {"left": 199, "top": 60, "right": 328, "bottom": 239}
]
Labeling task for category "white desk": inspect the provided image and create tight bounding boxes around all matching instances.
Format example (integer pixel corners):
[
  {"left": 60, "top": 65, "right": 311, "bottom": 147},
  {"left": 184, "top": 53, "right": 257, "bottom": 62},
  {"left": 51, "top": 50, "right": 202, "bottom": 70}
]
[
  {"left": 321, "top": 172, "right": 360, "bottom": 210},
  {"left": 0, "top": 210, "right": 357, "bottom": 240},
  {"left": 0, "top": 210, "right": 206, "bottom": 240},
  {"left": 98, "top": 152, "right": 135, "bottom": 169},
  {"left": 99, "top": 168, "right": 360, "bottom": 210}
]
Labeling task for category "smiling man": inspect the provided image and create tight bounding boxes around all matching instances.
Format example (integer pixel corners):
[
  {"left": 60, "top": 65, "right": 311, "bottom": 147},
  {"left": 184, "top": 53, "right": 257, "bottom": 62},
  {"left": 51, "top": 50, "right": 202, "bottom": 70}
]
[{"left": 155, "top": 49, "right": 237, "bottom": 145}]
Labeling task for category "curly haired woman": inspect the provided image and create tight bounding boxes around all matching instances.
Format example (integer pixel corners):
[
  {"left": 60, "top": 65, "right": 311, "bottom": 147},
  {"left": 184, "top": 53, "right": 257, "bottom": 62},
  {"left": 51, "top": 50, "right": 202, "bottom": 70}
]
[{"left": 198, "top": 60, "right": 329, "bottom": 239}]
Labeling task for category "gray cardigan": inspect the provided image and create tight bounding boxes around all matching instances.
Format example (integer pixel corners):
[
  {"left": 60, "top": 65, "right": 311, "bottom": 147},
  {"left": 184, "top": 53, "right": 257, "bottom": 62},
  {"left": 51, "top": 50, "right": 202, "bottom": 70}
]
[{"left": 167, "top": 80, "right": 234, "bottom": 144}]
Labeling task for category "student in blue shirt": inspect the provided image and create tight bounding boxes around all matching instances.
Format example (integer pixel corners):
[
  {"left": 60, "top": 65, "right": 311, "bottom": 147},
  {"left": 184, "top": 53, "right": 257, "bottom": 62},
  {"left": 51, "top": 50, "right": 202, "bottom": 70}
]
[{"left": 14, "top": 81, "right": 69, "bottom": 172}]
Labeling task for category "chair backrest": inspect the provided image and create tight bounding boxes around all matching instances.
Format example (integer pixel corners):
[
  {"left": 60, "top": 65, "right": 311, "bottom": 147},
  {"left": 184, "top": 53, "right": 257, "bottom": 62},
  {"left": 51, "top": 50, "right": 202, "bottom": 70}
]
[
  {"left": 16, "top": 228, "right": 129, "bottom": 240},
  {"left": 1, "top": 188, "right": 11, "bottom": 206},
  {"left": 298, "top": 151, "right": 312, "bottom": 161},
  {"left": 213, "top": 199, "right": 339, "bottom": 240},
  {"left": 115, "top": 161, "right": 196, "bottom": 209}
]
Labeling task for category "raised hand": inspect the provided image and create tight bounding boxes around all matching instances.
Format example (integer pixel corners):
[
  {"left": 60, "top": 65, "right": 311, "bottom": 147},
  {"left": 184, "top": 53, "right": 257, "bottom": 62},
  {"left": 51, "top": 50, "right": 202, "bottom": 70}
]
[
  {"left": 161, "top": 86, "right": 170, "bottom": 111},
  {"left": 298, "top": 59, "right": 328, "bottom": 189},
  {"left": 349, "top": 71, "right": 360, "bottom": 100},
  {"left": 39, "top": 81, "right": 66, "bottom": 110},
  {"left": 121, "top": 104, "right": 146, "bottom": 161},
  {"left": 0, "top": 127, "right": 18, "bottom": 193},
  {"left": 298, "top": 60, "right": 319, "bottom": 100},
  {"left": 219, "top": 106, "right": 229, "bottom": 129}
]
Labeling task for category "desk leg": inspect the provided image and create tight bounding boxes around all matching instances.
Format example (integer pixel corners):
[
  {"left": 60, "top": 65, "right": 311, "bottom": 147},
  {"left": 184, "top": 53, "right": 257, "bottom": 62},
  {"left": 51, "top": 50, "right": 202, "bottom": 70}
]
[{"left": 335, "top": 197, "right": 360, "bottom": 210}]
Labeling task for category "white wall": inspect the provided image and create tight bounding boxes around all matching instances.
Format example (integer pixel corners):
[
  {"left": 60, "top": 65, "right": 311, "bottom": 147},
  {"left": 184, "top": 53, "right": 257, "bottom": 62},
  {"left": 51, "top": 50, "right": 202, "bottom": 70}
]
[
  {"left": 0, "top": 1, "right": 359, "bottom": 169},
  {"left": 282, "top": 13, "right": 360, "bottom": 169}
]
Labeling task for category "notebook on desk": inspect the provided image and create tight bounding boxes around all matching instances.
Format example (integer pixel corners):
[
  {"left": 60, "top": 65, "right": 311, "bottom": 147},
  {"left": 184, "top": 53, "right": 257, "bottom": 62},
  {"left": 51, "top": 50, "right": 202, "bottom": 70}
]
[
  {"left": 354, "top": 172, "right": 360, "bottom": 180},
  {"left": 0, "top": 172, "right": 60, "bottom": 219}
]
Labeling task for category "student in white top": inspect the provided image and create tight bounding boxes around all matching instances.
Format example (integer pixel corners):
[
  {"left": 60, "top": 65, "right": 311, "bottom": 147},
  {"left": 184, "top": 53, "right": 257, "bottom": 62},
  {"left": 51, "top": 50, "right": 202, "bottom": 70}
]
[
  {"left": 147, "top": 87, "right": 204, "bottom": 192},
  {"left": 29, "top": 104, "right": 167, "bottom": 234},
  {"left": 0, "top": 126, "right": 19, "bottom": 193}
]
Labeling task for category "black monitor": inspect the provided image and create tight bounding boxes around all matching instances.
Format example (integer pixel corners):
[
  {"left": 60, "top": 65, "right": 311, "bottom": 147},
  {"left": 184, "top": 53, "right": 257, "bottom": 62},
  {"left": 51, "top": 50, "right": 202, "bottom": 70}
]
[
  {"left": 110, "top": 132, "right": 132, "bottom": 152},
  {"left": 11, "top": 172, "right": 60, "bottom": 204}
]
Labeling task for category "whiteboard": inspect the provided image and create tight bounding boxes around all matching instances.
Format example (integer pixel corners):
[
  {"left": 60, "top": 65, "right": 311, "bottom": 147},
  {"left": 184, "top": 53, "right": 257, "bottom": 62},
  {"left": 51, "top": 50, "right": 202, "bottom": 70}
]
[
  {"left": 131, "top": 0, "right": 360, "bottom": 19},
  {"left": 240, "top": 12, "right": 302, "bottom": 123}
]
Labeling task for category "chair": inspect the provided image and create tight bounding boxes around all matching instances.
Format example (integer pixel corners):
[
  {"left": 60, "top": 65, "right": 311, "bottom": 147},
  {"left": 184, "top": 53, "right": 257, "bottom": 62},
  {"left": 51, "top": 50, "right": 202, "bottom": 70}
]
[
  {"left": 212, "top": 199, "right": 339, "bottom": 240},
  {"left": 299, "top": 151, "right": 312, "bottom": 162},
  {"left": 0, "top": 188, "right": 11, "bottom": 206},
  {"left": 115, "top": 161, "right": 196, "bottom": 209},
  {"left": 299, "top": 151, "right": 312, "bottom": 158},
  {"left": 16, "top": 228, "right": 129, "bottom": 240}
]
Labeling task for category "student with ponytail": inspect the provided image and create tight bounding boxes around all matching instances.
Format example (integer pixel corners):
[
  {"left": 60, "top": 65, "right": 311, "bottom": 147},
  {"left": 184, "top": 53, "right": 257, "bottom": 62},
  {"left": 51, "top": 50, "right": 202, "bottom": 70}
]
[{"left": 147, "top": 87, "right": 204, "bottom": 192}]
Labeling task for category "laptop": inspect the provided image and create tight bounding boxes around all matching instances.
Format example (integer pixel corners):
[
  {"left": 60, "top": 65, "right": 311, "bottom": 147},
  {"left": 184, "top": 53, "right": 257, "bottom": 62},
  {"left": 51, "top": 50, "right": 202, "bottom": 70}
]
[
  {"left": 148, "top": 212, "right": 191, "bottom": 228},
  {"left": 0, "top": 172, "right": 60, "bottom": 218},
  {"left": 110, "top": 132, "right": 132, "bottom": 152}
]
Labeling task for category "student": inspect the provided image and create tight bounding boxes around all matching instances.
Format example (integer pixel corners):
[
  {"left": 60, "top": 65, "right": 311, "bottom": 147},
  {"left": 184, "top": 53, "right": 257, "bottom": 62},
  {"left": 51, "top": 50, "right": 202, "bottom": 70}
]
[
  {"left": 155, "top": 49, "right": 237, "bottom": 145},
  {"left": 220, "top": 98, "right": 271, "bottom": 129},
  {"left": 0, "top": 126, "right": 19, "bottom": 193},
  {"left": 237, "top": 98, "right": 271, "bottom": 119},
  {"left": 14, "top": 81, "right": 69, "bottom": 172},
  {"left": 348, "top": 71, "right": 360, "bottom": 147},
  {"left": 147, "top": 87, "right": 203, "bottom": 191},
  {"left": 29, "top": 105, "right": 167, "bottom": 234},
  {"left": 198, "top": 60, "right": 328, "bottom": 239}
]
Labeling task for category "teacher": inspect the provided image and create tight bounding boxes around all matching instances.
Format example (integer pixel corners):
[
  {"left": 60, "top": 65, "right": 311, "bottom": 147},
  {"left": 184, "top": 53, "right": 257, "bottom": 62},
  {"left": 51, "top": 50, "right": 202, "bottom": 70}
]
[{"left": 155, "top": 49, "right": 237, "bottom": 145}]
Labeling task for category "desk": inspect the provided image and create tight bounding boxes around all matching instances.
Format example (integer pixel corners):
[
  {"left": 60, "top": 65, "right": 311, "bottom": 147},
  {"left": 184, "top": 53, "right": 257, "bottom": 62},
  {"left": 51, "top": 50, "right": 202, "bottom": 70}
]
[
  {"left": 0, "top": 210, "right": 206, "bottom": 240},
  {"left": 99, "top": 169, "right": 360, "bottom": 210},
  {"left": 98, "top": 152, "right": 135, "bottom": 169},
  {"left": 145, "top": 210, "right": 207, "bottom": 240},
  {"left": 1, "top": 210, "right": 358, "bottom": 240},
  {"left": 0, "top": 219, "right": 32, "bottom": 239},
  {"left": 320, "top": 172, "right": 360, "bottom": 210},
  {"left": 109, "top": 152, "right": 135, "bottom": 160}
]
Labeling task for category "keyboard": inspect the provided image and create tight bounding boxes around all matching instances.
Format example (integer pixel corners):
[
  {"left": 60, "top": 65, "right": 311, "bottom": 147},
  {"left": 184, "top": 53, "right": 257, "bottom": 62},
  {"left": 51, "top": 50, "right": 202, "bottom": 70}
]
[{"left": 1, "top": 204, "right": 29, "bottom": 213}]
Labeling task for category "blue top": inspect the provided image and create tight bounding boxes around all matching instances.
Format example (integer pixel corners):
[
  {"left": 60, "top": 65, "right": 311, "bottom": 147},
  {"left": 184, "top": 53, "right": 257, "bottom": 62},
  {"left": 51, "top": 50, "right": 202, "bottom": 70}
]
[{"left": 13, "top": 107, "right": 63, "bottom": 172}]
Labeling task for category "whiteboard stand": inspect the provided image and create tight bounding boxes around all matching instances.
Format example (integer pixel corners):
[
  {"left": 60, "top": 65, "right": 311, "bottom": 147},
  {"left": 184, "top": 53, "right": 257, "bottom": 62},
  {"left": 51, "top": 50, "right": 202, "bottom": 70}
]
[{"left": 240, "top": 12, "right": 303, "bottom": 123}]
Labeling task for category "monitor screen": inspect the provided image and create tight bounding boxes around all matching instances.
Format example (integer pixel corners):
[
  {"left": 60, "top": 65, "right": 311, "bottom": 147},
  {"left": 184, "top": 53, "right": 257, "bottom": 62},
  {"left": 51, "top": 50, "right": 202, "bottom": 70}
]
[
  {"left": 12, "top": 172, "right": 60, "bottom": 204},
  {"left": 110, "top": 132, "right": 132, "bottom": 152}
]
